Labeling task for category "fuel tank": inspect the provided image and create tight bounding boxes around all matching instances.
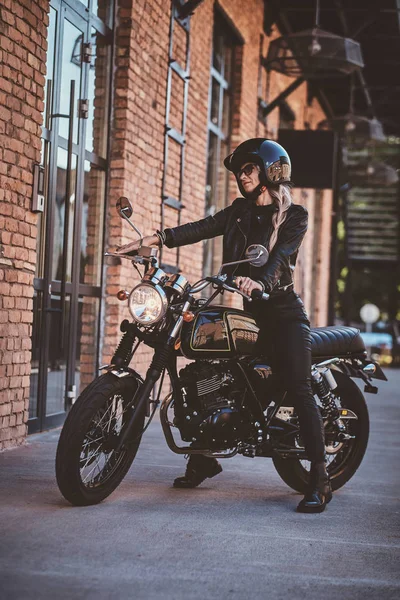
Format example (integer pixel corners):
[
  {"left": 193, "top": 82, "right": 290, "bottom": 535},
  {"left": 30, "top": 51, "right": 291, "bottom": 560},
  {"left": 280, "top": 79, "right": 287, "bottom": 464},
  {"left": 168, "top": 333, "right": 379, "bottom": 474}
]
[{"left": 180, "top": 306, "right": 260, "bottom": 360}]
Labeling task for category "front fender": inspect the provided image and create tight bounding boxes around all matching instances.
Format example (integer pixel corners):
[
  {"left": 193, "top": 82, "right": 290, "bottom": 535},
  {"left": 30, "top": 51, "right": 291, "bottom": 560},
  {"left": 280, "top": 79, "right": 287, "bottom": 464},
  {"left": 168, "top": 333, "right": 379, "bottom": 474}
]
[{"left": 100, "top": 365, "right": 147, "bottom": 411}]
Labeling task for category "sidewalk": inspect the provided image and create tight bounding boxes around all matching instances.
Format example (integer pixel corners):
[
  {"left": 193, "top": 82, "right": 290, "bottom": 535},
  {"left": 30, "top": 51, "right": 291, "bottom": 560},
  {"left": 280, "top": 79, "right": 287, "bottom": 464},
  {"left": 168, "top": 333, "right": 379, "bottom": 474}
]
[{"left": 0, "top": 372, "right": 399, "bottom": 600}]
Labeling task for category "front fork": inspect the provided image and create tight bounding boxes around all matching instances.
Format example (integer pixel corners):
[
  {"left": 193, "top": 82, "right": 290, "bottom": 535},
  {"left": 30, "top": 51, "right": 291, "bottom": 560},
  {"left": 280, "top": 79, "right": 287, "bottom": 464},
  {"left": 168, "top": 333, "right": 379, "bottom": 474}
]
[
  {"left": 115, "top": 299, "right": 192, "bottom": 451},
  {"left": 115, "top": 344, "right": 173, "bottom": 451}
]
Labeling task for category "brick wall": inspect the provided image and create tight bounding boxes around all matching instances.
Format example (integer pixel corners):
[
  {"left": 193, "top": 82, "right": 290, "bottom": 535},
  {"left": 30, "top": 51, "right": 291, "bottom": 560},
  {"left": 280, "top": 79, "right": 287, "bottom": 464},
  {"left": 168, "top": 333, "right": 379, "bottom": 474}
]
[{"left": 0, "top": 0, "right": 49, "bottom": 449}]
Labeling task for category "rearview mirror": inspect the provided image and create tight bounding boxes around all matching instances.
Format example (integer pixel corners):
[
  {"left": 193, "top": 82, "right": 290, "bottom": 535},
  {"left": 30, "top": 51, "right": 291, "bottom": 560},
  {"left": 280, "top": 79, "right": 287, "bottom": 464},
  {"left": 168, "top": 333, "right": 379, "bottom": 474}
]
[
  {"left": 245, "top": 244, "right": 269, "bottom": 267},
  {"left": 217, "top": 243, "right": 269, "bottom": 276},
  {"left": 116, "top": 196, "right": 143, "bottom": 240},
  {"left": 116, "top": 196, "right": 133, "bottom": 219}
]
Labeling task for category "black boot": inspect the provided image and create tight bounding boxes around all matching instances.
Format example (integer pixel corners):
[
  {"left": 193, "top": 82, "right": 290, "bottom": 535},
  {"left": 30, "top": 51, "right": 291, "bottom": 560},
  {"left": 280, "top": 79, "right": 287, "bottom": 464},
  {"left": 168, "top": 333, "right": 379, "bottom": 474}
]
[
  {"left": 296, "top": 461, "right": 332, "bottom": 513},
  {"left": 173, "top": 454, "right": 222, "bottom": 488}
]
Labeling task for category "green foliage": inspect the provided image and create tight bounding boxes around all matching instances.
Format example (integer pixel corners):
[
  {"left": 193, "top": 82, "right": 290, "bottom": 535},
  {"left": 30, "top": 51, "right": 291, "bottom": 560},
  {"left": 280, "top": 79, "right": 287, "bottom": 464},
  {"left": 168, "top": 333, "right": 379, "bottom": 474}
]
[{"left": 337, "top": 220, "right": 345, "bottom": 241}]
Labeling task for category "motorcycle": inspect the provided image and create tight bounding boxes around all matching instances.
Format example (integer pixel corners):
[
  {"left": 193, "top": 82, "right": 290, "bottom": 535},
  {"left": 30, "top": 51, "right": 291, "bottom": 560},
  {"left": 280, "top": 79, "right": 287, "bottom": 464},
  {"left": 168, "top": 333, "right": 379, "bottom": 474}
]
[{"left": 56, "top": 197, "right": 387, "bottom": 506}]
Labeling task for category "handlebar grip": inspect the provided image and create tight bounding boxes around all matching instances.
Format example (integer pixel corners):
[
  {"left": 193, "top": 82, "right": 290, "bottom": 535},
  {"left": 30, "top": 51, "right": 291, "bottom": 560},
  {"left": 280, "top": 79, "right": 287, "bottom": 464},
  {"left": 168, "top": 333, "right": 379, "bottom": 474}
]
[{"left": 251, "top": 288, "right": 270, "bottom": 301}]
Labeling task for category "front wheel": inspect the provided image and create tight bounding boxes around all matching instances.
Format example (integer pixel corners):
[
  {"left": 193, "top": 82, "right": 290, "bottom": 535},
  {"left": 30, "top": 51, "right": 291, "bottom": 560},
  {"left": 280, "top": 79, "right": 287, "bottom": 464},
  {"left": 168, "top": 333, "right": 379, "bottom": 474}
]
[
  {"left": 272, "top": 371, "right": 370, "bottom": 494},
  {"left": 56, "top": 373, "right": 145, "bottom": 506}
]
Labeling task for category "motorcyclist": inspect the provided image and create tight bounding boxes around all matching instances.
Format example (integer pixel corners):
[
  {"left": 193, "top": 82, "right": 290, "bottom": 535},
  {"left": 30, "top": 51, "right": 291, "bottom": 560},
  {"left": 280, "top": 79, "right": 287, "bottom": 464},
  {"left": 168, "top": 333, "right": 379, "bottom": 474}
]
[{"left": 117, "top": 138, "right": 332, "bottom": 513}]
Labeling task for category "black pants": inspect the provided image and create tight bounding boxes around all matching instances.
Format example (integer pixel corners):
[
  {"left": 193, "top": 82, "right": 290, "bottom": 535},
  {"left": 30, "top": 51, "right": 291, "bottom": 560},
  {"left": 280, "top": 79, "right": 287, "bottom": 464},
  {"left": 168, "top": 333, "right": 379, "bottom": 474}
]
[{"left": 254, "top": 292, "right": 326, "bottom": 463}]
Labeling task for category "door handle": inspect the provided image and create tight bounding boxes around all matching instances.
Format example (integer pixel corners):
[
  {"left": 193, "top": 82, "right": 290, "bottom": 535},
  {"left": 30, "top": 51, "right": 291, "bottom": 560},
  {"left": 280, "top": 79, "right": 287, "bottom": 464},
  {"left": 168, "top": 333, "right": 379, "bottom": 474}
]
[{"left": 60, "top": 79, "right": 75, "bottom": 350}]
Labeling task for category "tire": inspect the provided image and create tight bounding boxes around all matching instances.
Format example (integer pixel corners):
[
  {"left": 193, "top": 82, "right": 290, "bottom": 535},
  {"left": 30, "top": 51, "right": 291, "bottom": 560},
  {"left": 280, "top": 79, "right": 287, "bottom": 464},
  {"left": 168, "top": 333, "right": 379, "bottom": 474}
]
[
  {"left": 56, "top": 373, "right": 145, "bottom": 506},
  {"left": 272, "top": 371, "right": 370, "bottom": 494}
]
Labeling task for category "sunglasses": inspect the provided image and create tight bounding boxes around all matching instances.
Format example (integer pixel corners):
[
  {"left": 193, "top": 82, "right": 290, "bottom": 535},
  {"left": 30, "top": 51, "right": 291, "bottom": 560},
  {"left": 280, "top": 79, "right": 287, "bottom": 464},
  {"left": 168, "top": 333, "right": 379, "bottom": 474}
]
[{"left": 236, "top": 163, "right": 260, "bottom": 179}]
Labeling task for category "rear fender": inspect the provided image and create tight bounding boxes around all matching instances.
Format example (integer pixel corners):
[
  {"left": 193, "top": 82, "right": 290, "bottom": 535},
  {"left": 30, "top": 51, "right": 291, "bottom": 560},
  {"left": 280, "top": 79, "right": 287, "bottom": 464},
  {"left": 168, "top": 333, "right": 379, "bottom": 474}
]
[{"left": 332, "top": 357, "right": 387, "bottom": 394}]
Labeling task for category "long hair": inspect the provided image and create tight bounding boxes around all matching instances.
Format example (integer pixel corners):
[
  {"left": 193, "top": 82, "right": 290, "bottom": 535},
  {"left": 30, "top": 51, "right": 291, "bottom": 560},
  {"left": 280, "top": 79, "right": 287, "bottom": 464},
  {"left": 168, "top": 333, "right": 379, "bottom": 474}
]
[{"left": 267, "top": 184, "right": 292, "bottom": 252}]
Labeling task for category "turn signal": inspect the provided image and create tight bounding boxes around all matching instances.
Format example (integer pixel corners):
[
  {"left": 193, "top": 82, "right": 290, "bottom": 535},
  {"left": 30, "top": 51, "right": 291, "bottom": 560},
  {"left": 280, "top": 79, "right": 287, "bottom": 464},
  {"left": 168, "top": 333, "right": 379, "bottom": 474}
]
[
  {"left": 117, "top": 290, "right": 129, "bottom": 301},
  {"left": 182, "top": 311, "right": 195, "bottom": 322}
]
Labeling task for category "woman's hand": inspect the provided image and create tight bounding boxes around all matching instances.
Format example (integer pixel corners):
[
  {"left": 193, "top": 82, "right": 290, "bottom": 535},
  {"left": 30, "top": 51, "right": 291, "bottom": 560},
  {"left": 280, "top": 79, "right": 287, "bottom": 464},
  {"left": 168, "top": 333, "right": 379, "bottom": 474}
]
[
  {"left": 234, "top": 276, "right": 263, "bottom": 297},
  {"left": 115, "top": 235, "right": 160, "bottom": 255}
]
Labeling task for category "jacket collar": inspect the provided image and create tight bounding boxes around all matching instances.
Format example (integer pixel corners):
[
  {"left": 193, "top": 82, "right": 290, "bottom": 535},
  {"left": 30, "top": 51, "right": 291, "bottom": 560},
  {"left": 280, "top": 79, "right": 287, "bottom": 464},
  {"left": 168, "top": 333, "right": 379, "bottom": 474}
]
[{"left": 235, "top": 196, "right": 278, "bottom": 213}]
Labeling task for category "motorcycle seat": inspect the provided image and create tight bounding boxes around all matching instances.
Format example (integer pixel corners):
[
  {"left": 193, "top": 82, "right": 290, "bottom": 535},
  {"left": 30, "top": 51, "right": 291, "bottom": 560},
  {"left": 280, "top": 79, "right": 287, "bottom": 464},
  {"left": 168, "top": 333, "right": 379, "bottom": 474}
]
[{"left": 310, "top": 326, "right": 365, "bottom": 359}]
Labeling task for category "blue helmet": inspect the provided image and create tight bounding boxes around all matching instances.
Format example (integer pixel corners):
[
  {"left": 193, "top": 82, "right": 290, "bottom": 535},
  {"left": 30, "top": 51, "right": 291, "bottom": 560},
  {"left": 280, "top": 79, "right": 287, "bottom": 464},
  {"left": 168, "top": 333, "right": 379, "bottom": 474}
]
[{"left": 224, "top": 138, "right": 291, "bottom": 195}]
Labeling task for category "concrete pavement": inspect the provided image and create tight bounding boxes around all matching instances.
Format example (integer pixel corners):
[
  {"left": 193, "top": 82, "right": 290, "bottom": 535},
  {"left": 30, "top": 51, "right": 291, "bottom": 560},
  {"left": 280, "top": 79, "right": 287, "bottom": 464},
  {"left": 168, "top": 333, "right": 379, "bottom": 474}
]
[{"left": 0, "top": 370, "right": 399, "bottom": 599}]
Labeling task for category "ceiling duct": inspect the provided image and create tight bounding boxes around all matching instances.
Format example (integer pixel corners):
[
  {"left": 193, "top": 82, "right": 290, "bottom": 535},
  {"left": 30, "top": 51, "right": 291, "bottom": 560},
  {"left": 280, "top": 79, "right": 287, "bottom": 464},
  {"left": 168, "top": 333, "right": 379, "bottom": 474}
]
[
  {"left": 264, "top": 0, "right": 363, "bottom": 78},
  {"left": 319, "top": 115, "right": 386, "bottom": 146},
  {"left": 265, "top": 26, "right": 364, "bottom": 78},
  {"left": 347, "top": 160, "right": 399, "bottom": 187},
  {"left": 318, "top": 74, "right": 386, "bottom": 145}
]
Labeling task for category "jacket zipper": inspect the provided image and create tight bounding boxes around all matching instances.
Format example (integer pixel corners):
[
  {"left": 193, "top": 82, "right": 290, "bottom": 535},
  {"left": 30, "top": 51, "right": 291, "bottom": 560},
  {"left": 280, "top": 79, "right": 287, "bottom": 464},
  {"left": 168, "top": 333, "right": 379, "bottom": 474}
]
[{"left": 233, "top": 218, "right": 248, "bottom": 277}]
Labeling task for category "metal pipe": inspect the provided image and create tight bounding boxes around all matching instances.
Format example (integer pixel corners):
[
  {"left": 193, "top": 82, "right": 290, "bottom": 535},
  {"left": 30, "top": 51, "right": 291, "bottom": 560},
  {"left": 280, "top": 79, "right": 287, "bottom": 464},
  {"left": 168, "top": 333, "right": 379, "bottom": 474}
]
[
  {"left": 314, "top": 0, "right": 320, "bottom": 28},
  {"left": 260, "top": 76, "right": 305, "bottom": 118},
  {"left": 334, "top": 0, "right": 375, "bottom": 117},
  {"left": 327, "top": 133, "right": 341, "bottom": 325},
  {"left": 159, "top": 393, "right": 238, "bottom": 458}
]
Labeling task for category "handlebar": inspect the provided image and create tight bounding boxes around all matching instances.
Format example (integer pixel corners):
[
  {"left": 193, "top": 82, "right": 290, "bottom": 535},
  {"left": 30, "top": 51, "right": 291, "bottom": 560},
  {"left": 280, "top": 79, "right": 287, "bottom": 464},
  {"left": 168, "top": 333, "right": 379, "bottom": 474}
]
[
  {"left": 204, "top": 276, "right": 269, "bottom": 302},
  {"left": 250, "top": 288, "right": 270, "bottom": 302},
  {"left": 108, "top": 247, "right": 269, "bottom": 302}
]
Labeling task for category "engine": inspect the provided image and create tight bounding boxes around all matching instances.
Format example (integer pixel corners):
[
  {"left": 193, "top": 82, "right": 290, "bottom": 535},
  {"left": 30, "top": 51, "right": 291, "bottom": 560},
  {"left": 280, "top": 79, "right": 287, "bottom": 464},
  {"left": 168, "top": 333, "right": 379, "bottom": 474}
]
[{"left": 175, "top": 361, "right": 250, "bottom": 449}]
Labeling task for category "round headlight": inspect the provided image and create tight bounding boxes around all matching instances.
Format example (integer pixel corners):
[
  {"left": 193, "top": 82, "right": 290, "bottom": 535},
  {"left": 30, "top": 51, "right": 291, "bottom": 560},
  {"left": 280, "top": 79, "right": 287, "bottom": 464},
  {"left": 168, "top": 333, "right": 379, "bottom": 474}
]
[{"left": 128, "top": 283, "right": 167, "bottom": 326}]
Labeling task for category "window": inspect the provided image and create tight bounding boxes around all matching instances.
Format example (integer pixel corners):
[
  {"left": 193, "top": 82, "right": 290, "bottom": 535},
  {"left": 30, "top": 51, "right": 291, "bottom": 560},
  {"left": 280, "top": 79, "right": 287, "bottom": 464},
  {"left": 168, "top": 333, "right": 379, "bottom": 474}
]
[{"left": 203, "top": 14, "right": 236, "bottom": 277}]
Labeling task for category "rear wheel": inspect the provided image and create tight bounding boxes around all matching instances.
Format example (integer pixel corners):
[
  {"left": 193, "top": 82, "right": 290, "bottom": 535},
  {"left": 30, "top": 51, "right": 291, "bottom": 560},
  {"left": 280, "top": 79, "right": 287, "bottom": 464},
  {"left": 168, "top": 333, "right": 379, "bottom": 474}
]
[
  {"left": 56, "top": 373, "right": 145, "bottom": 506},
  {"left": 272, "top": 371, "right": 370, "bottom": 493}
]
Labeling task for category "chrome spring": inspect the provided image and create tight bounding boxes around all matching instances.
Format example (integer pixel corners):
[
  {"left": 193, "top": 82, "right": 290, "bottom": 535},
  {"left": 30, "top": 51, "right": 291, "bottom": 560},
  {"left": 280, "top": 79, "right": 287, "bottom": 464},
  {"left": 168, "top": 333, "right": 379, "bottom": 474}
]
[{"left": 312, "top": 368, "right": 339, "bottom": 419}]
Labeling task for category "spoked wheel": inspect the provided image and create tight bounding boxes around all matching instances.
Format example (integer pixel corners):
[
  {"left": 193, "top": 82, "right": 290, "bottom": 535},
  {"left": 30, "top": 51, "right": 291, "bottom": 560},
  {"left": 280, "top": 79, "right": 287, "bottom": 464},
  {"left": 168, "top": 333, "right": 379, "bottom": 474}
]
[
  {"left": 56, "top": 373, "right": 145, "bottom": 506},
  {"left": 272, "top": 371, "right": 370, "bottom": 494}
]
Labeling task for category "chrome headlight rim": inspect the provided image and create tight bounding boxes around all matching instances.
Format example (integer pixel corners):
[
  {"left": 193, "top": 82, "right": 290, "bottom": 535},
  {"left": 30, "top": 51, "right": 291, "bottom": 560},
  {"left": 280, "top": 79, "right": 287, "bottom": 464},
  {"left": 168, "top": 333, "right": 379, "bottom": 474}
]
[
  {"left": 165, "top": 273, "right": 189, "bottom": 296},
  {"left": 142, "top": 267, "right": 168, "bottom": 286},
  {"left": 128, "top": 283, "right": 168, "bottom": 326}
]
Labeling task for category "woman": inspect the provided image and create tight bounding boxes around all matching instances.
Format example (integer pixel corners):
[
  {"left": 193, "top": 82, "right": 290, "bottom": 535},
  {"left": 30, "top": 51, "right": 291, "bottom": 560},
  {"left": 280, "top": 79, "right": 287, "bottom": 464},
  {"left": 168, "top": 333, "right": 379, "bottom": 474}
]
[{"left": 117, "top": 138, "right": 332, "bottom": 513}]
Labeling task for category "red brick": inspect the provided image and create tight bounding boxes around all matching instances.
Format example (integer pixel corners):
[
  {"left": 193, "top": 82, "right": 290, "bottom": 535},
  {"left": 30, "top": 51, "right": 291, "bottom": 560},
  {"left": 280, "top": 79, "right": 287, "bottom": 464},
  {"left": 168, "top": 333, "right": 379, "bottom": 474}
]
[
  {"left": 1, "top": 231, "right": 12, "bottom": 244},
  {"left": 0, "top": 427, "right": 12, "bottom": 442},
  {"left": 0, "top": 403, "right": 12, "bottom": 416},
  {"left": 0, "top": 77, "right": 12, "bottom": 94},
  {"left": 0, "top": 106, "right": 11, "bottom": 122},
  {"left": 11, "top": 233, "right": 24, "bottom": 246},
  {"left": 12, "top": 400, "right": 24, "bottom": 414},
  {"left": 11, "top": 112, "right": 25, "bottom": 128},
  {"left": 2, "top": 10, "right": 15, "bottom": 26},
  {"left": 2, "top": 297, "right": 14, "bottom": 309}
]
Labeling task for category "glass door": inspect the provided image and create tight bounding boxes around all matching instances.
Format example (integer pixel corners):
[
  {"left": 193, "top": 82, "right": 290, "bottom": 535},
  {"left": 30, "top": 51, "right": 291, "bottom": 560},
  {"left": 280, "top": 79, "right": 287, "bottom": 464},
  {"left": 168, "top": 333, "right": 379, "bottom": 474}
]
[{"left": 29, "top": 0, "right": 112, "bottom": 433}]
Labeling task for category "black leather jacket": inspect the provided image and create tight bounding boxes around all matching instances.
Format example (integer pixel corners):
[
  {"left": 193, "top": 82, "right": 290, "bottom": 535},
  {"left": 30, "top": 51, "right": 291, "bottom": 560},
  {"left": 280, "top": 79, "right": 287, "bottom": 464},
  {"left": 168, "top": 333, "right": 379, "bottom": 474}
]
[{"left": 164, "top": 197, "right": 308, "bottom": 296}]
